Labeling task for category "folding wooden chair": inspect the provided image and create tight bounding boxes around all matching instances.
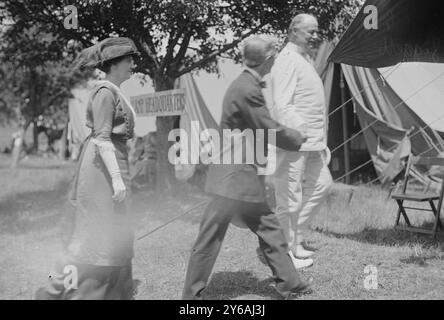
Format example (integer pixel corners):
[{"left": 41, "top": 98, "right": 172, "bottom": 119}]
[{"left": 391, "top": 155, "right": 444, "bottom": 239}]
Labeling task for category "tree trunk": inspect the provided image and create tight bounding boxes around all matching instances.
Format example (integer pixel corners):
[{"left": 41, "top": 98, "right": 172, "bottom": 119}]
[
  {"left": 155, "top": 116, "right": 176, "bottom": 191},
  {"left": 29, "top": 69, "right": 39, "bottom": 153},
  {"left": 58, "top": 122, "right": 69, "bottom": 160},
  {"left": 32, "top": 120, "right": 39, "bottom": 153},
  {"left": 153, "top": 74, "right": 177, "bottom": 192},
  {"left": 10, "top": 120, "right": 30, "bottom": 168}
]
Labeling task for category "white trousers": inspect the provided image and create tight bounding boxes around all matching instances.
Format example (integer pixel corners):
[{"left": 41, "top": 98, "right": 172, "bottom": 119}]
[{"left": 272, "top": 149, "right": 333, "bottom": 248}]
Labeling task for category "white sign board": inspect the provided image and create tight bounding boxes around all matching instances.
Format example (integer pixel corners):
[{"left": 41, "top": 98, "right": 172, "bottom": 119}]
[{"left": 130, "top": 88, "right": 186, "bottom": 117}]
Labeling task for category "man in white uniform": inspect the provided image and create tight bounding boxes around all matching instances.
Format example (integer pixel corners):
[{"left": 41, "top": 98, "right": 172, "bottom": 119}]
[{"left": 270, "top": 13, "right": 333, "bottom": 268}]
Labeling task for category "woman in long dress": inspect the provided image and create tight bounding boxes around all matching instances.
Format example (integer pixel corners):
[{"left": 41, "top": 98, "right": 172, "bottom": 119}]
[{"left": 36, "top": 37, "right": 139, "bottom": 300}]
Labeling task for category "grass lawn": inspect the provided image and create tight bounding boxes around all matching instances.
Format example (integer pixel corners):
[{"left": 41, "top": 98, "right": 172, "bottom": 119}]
[{"left": 0, "top": 153, "right": 443, "bottom": 300}]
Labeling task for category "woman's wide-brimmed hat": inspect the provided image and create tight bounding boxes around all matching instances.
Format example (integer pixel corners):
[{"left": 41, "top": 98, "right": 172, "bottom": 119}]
[{"left": 74, "top": 37, "right": 140, "bottom": 69}]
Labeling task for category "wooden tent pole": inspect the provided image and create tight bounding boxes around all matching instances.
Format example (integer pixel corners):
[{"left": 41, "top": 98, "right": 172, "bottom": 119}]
[{"left": 340, "top": 67, "right": 351, "bottom": 184}]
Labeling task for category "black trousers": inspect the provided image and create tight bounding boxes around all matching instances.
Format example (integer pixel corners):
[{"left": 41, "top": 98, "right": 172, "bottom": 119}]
[{"left": 182, "top": 195, "right": 302, "bottom": 299}]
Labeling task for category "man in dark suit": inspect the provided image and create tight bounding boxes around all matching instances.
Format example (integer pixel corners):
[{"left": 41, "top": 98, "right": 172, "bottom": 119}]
[{"left": 182, "top": 35, "right": 312, "bottom": 300}]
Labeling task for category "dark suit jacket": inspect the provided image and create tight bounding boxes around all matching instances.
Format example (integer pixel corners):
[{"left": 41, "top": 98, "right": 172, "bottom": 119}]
[{"left": 205, "top": 70, "right": 305, "bottom": 203}]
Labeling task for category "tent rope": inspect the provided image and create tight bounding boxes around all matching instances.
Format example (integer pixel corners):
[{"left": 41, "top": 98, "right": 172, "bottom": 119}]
[
  {"left": 334, "top": 157, "right": 374, "bottom": 183},
  {"left": 335, "top": 109, "right": 444, "bottom": 185},
  {"left": 327, "top": 63, "right": 401, "bottom": 118},
  {"left": 364, "top": 144, "right": 437, "bottom": 187},
  {"left": 330, "top": 71, "right": 444, "bottom": 156},
  {"left": 136, "top": 200, "right": 208, "bottom": 241},
  {"left": 337, "top": 111, "right": 444, "bottom": 184}
]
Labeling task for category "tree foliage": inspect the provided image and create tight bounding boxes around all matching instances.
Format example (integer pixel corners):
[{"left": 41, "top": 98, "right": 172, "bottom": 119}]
[
  {"left": 0, "top": 0, "right": 362, "bottom": 182},
  {"left": 0, "top": 15, "right": 93, "bottom": 163},
  {"left": 1, "top": 0, "right": 362, "bottom": 85},
  {"left": 0, "top": 23, "right": 91, "bottom": 124}
]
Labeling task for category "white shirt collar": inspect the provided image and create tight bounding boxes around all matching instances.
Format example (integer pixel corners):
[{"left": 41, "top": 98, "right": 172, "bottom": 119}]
[
  {"left": 286, "top": 42, "right": 313, "bottom": 63},
  {"left": 244, "top": 66, "right": 263, "bottom": 82}
]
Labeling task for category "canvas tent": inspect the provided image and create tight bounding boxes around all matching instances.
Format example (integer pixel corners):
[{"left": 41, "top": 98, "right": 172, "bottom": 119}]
[
  {"left": 326, "top": 0, "right": 444, "bottom": 184},
  {"left": 329, "top": 0, "right": 444, "bottom": 68},
  {"left": 317, "top": 40, "right": 444, "bottom": 183}
]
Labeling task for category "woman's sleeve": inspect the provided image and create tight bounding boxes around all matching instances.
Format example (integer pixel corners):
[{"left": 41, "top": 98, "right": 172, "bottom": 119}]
[
  {"left": 91, "top": 88, "right": 116, "bottom": 144},
  {"left": 90, "top": 88, "right": 122, "bottom": 183}
]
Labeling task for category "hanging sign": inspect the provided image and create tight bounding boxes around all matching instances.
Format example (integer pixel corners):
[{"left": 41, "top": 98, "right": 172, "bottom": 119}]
[{"left": 130, "top": 88, "right": 186, "bottom": 117}]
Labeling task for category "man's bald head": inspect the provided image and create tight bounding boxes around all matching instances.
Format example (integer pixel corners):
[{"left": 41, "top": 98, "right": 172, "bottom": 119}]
[
  {"left": 242, "top": 35, "right": 278, "bottom": 68},
  {"left": 289, "top": 14, "right": 318, "bottom": 33},
  {"left": 288, "top": 13, "right": 319, "bottom": 50}
]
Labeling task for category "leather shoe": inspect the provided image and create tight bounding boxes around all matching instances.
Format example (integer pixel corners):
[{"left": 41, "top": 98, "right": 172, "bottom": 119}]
[{"left": 286, "top": 278, "right": 313, "bottom": 300}]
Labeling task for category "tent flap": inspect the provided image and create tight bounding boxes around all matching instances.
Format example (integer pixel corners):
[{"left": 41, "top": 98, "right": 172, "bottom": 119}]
[{"left": 340, "top": 63, "right": 443, "bottom": 178}]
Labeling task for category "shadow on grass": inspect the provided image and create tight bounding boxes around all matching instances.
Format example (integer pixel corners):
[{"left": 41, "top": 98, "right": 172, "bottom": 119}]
[
  {"left": 317, "top": 221, "right": 444, "bottom": 249},
  {"left": 0, "top": 178, "right": 72, "bottom": 235},
  {"left": 203, "top": 271, "right": 279, "bottom": 300},
  {"left": 398, "top": 253, "right": 444, "bottom": 267}
]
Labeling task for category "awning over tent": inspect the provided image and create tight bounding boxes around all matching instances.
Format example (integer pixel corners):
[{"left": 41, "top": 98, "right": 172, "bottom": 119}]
[{"left": 329, "top": 0, "right": 444, "bottom": 67}]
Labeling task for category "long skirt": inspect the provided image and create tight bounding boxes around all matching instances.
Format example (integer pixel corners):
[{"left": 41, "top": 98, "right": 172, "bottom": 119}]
[{"left": 36, "top": 135, "right": 135, "bottom": 300}]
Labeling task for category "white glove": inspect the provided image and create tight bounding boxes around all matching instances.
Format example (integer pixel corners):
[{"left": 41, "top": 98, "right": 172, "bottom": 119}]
[
  {"left": 111, "top": 174, "right": 126, "bottom": 202},
  {"left": 92, "top": 139, "right": 127, "bottom": 202}
]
